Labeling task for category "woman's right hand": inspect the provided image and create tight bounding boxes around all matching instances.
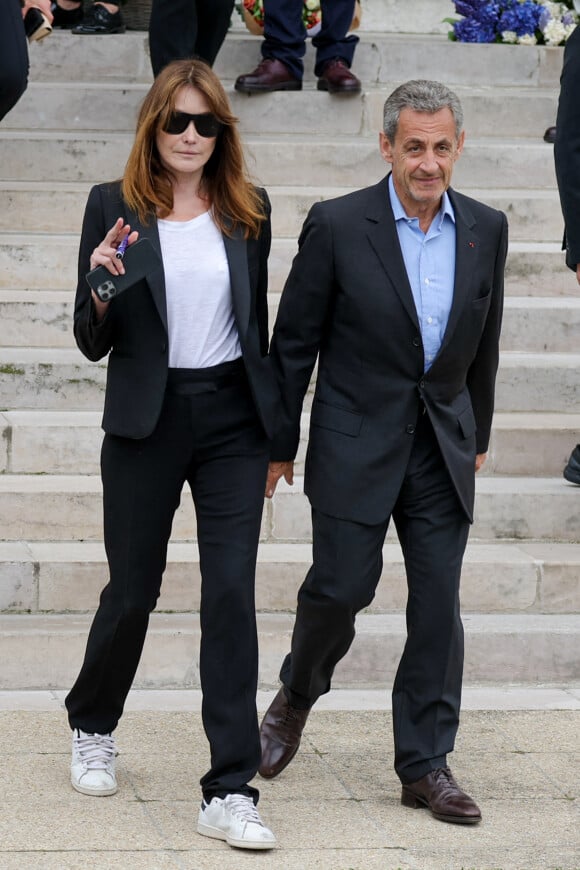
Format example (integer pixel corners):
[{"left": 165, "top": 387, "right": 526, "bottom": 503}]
[{"left": 89, "top": 218, "right": 139, "bottom": 318}]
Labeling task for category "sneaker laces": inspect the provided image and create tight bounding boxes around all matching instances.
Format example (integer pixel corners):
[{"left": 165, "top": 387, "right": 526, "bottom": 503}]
[
  {"left": 224, "top": 794, "right": 265, "bottom": 827},
  {"left": 75, "top": 731, "right": 116, "bottom": 770}
]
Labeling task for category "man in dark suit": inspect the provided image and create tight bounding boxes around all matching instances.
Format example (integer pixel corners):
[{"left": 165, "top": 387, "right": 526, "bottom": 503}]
[
  {"left": 260, "top": 79, "right": 508, "bottom": 825},
  {"left": 235, "top": 0, "right": 360, "bottom": 94},
  {"left": 554, "top": 26, "right": 580, "bottom": 484}
]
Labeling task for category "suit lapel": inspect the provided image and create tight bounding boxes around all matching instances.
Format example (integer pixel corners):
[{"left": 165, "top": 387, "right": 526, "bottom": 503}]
[
  {"left": 223, "top": 225, "right": 251, "bottom": 341},
  {"left": 437, "top": 188, "right": 479, "bottom": 357},
  {"left": 123, "top": 204, "right": 168, "bottom": 332},
  {"left": 365, "top": 176, "right": 420, "bottom": 330}
]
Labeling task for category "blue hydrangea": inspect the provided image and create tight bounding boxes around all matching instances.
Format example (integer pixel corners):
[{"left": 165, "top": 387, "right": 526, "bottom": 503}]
[
  {"left": 454, "top": 17, "right": 497, "bottom": 41},
  {"left": 500, "top": 1, "right": 542, "bottom": 36}
]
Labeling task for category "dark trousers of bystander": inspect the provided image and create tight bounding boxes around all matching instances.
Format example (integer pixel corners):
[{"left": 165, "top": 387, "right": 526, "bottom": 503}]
[
  {"left": 149, "top": 0, "right": 235, "bottom": 76},
  {"left": 0, "top": 0, "right": 29, "bottom": 123}
]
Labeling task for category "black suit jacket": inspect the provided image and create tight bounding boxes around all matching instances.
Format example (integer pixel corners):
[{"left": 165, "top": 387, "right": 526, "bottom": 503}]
[
  {"left": 74, "top": 181, "right": 279, "bottom": 439},
  {"left": 555, "top": 24, "right": 580, "bottom": 271},
  {"left": 270, "top": 175, "right": 508, "bottom": 524}
]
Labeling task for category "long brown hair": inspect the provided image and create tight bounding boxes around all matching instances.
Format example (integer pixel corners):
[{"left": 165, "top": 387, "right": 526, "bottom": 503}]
[{"left": 122, "top": 60, "right": 265, "bottom": 238}]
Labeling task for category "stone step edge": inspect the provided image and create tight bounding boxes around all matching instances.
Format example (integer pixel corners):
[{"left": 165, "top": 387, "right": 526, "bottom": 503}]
[
  {"left": 2, "top": 347, "right": 580, "bottom": 364},
  {"left": 3, "top": 538, "right": 580, "bottom": 562},
  {"left": 0, "top": 612, "right": 576, "bottom": 689},
  {"left": 3, "top": 409, "right": 580, "bottom": 430},
  {"left": 0, "top": 473, "right": 578, "bottom": 496},
  {"left": 0, "top": 233, "right": 565, "bottom": 252},
  {"left": 0, "top": 180, "right": 564, "bottom": 199},
  {"left": 2, "top": 289, "right": 579, "bottom": 308}
]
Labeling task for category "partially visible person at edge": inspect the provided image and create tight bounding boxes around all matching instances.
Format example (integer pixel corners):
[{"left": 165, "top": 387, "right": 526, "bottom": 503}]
[
  {"left": 235, "top": 0, "right": 361, "bottom": 94},
  {"left": 149, "top": 0, "right": 235, "bottom": 77},
  {"left": 554, "top": 24, "right": 580, "bottom": 485},
  {"left": 51, "top": 0, "right": 126, "bottom": 34},
  {"left": 65, "top": 59, "right": 278, "bottom": 851},
  {"left": 260, "top": 79, "right": 508, "bottom": 826},
  {"left": 0, "top": 0, "right": 53, "bottom": 123}
]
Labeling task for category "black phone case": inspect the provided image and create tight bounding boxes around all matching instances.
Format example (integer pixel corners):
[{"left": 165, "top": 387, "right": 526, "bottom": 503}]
[{"left": 86, "top": 238, "right": 162, "bottom": 302}]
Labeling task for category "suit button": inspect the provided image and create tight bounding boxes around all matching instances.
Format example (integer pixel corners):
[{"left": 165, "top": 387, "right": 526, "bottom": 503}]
[
  {"left": 419, "top": 379, "right": 425, "bottom": 389},
  {"left": 412, "top": 337, "right": 421, "bottom": 347},
  {"left": 161, "top": 342, "right": 167, "bottom": 353},
  {"left": 406, "top": 424, "right": 415, "bottom": 434}
]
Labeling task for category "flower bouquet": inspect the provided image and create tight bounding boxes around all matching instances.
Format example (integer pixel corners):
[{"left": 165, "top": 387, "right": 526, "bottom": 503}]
[
  {"left": 239, "top": 1, "right": 362, "bottom": 37},
  {"left": 445, "top": 0, "right": 578, "bottom": 45}
]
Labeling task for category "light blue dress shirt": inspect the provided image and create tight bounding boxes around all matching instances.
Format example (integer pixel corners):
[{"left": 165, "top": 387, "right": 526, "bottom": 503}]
[{"left": 388, "top": 174, "right": 456, "bottom": 372}]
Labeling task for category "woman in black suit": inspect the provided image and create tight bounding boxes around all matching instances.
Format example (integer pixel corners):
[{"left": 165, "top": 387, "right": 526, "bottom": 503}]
[{"left": 65, "top": 59, "right": 278, "bottom": 851}]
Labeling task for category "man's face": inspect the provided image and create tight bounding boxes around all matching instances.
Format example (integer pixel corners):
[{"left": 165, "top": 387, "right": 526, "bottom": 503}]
[{"left": 379, "top": 107, "right": 464, "bottom": 215}]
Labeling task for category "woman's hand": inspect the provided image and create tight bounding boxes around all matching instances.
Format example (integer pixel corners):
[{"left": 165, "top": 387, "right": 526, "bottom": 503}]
[
  {"left": 89, "top": 218, "right": 139, "bottom": 319},
  {"left": 21, "top": 0, "right": 53, "bottom": 22}
]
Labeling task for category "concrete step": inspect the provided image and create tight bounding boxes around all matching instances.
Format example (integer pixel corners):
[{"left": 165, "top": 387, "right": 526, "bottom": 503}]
[
  {"left": 1, "top": 540, "right": 578, "bottom": 615},
  {"left": 0, "top": 132, "right": 560, "bottom": 190},
  {"left": 0, "top": 291, "right": 74, "bottom": 348},
  {"left": 1, "top": 345, "right": 578, "bottom": 411},
  {"left": 3, "top": 290, "right": 580, "bottom": 352},
  {"left": 23, "top": 30, "right": 563, "bottom": 89},
  {"left": 0, "top": 474, "right": 579, "bottom": 542},
  {"left": 269, "top": 475, "right": 580, "bottom": 543},
  {"left": 3, "top": 78, "right": 560, "bottom": 140},
  {"left": 0, "top": 612, "right": 576, "bottom": 688},
  {"left": 0, "top": 181, "right": 564, "bottom": 242},
  {"left": 0, "top": 235, "right": 571, "bottom": 293},
  {"left": 2, "top": 409, "right": 580, "bottom": 478},
  {"left": 0, "top": 348, "right": 105, "bottom": 410}
]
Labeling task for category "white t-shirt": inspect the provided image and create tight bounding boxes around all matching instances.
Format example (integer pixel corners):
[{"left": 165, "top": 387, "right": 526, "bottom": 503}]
[{"left": 158, "top": 211, "right": 242, "bottom": 369}]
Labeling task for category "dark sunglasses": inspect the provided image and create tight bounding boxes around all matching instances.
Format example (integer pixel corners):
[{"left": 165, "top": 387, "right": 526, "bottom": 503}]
[{"left": 163, "top": 111, "right": 223, "bottom": 138}]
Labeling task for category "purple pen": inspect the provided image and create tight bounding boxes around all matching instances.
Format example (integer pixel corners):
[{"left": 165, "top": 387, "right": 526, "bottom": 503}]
[{"left": 115, "top": 234, "right": 130, "bottom": 260}]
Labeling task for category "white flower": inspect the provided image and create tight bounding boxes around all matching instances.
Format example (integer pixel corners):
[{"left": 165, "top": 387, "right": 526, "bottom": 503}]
[
  {"left": 305, "top": 0, "right": 319, "bottom": 9},
  {"left": 542, "top": 18, "right": 567, "bottom": 43},
  {"left": 501, "top": 30, "right": 518, "bottom": 43},
  {"left": 518, "top": 32, "right": 538, "bottom": 44}
]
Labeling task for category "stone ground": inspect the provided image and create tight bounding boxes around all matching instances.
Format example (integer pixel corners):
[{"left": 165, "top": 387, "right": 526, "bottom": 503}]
[{"left": 0, "top": 688, "right": 578, "bottom": 869}]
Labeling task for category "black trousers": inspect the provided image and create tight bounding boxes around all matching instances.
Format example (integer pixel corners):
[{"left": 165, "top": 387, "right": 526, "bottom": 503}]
[
  {"left": 262, "top": 0, "right": 359, "bottom": 79},
  {"left": 66, "top": 360, "right": 270, "bottom": 802},
  {"left": 280, "top": 410, "right": 470, "bottom": 784},
  {"left": 149, "top": 0, "right": 235, "bottom": 76},
  {"left": 0, "top": 0, "right": 29, "bottom": 123}
]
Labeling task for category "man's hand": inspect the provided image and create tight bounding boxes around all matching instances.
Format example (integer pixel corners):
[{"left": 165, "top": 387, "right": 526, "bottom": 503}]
[
  {"left": 576, "top": 263, "right": 580, "bottom": 285},
  {"left": 475, "top": 452, "right": 487, "bottom": 472},
  {"left": 265, "top": 461, "right": 294, "bottom": 498}
]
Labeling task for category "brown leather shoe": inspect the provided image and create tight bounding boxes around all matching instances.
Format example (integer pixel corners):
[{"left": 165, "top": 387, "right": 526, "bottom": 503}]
[
  {"left": 258, "top": 688, "right": 310, "bottom": 779},
  {"left": 401, "top": 767, "right": 481, "bottom": 824},
  {"left": 317, "top": 59, "right": 361, "bottom": 94},
  {"left": 235, "top": 58, "right": 302, "bottom": 93}
]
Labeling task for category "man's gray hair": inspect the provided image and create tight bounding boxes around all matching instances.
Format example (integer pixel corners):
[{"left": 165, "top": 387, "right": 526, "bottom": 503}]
[{"left": 383, "top": 80, "right": 464, "bottom": 142}]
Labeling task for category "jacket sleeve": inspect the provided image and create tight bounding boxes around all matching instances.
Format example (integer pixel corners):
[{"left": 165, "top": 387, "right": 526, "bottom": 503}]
[
  {"left": 269, "top": 202, "right": 336, "bottom": 461},
  {"left": 554, "top": 25, "right": 580, "bottom": 270},
  {"left": 466, "top": 210, "right": 508, "bottom": 454},
  {"left": 73, "top": 184, "right": 117, "bottom": 361}
]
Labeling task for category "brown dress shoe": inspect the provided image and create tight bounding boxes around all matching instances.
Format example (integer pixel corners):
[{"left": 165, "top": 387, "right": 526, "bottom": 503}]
[
  {"left": 235, "top": 58, "right": 302, "bottom": 93},
  {"left": 401, "top": 767, "right": 481, "bottom": 824},
  {"left": 317, "top": 59, "right": 361, "bottom": 94},
  {"left": 258, "top": 688, "right": 310, "bottom": 779}
]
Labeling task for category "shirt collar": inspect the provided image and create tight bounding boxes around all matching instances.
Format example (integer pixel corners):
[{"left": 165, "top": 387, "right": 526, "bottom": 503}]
[{"left": 388, "top": 174, "right": 455, "bottom": 229}]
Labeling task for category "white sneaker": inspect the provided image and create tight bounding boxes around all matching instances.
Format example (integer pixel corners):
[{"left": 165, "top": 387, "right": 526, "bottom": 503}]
[
  {"left": 197, "top": 794, "right": 276, "bottom": 850},
  {"left": 71, "top": 729, "right": 118, "bottom": 796}
]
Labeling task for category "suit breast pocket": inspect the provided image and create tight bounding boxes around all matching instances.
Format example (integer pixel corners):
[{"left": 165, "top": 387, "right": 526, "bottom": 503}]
[{"left": 310, "top": 399, "right": 363, "bottom": 437}]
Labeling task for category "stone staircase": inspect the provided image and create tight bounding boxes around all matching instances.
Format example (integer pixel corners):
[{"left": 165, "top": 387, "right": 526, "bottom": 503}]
[{"left": 1, "top": 0, "right": 578, "bottom": 691}]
